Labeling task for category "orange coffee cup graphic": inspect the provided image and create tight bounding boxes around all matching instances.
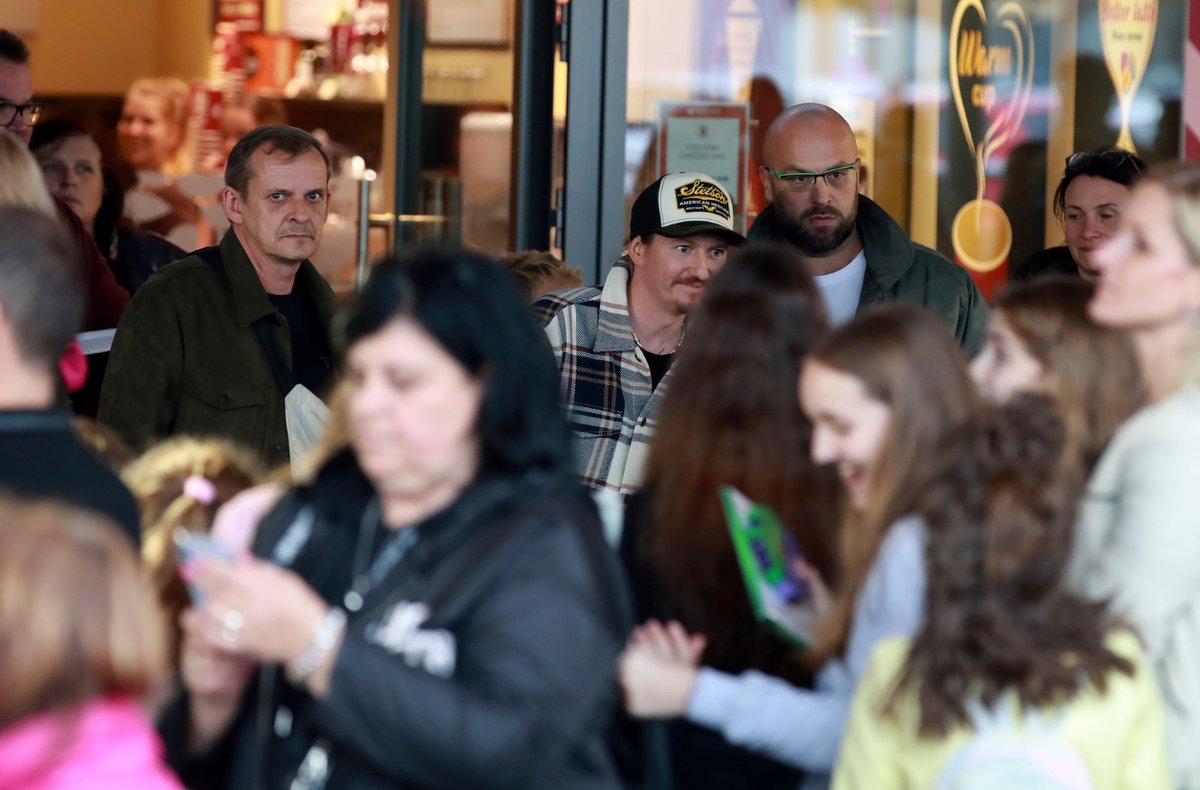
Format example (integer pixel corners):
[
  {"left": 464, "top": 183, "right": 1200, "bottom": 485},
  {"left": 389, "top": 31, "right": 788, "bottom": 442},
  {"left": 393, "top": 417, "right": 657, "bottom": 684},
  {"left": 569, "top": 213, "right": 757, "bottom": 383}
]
[
  {"left": 951, "top": 198, "right": 1011, "bottom": 274},
  {"left": 947, "top": 0, "right": 1031, "bottom": 297}
]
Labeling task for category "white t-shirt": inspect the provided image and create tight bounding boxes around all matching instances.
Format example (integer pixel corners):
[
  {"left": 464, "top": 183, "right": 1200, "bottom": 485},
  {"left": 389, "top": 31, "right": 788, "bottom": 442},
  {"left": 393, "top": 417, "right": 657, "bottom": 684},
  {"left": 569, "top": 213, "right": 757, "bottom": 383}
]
[{"left": 815, "top": 250, "right": 867, "bottom": 326}]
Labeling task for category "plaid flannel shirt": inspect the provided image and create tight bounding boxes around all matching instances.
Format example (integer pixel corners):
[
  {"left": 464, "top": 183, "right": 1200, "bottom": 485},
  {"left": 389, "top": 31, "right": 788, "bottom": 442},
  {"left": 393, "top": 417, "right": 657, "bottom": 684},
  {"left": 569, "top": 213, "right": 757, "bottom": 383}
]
[{"left": 534, "top": 259, "right": 668, "bottom": 495}]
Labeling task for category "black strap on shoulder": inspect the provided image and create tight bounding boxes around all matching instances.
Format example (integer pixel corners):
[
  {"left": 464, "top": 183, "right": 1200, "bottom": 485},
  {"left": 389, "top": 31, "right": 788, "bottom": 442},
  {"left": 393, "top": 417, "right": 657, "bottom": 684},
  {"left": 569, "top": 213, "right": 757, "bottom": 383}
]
[{"left": 196, "top": 245, "right": 296, "bottom": 394}]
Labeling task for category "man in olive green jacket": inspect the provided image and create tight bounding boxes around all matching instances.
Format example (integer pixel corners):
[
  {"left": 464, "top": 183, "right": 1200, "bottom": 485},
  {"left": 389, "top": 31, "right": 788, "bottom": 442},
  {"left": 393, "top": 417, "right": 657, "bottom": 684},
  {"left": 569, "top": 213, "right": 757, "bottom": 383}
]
[
  {"left": 751, "top": 103, "right": 987, "bottom": 355},
  {"left": 99, "top": 126, "right": 337, "bottom": 468}
]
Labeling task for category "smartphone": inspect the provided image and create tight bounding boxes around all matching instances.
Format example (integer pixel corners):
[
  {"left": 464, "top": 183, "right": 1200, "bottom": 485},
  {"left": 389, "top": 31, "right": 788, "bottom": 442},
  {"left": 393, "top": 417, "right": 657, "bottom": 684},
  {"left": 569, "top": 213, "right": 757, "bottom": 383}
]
[
  {"left": 721, "top": 486, "right": 814, "bottom": 647},
  {"left": 765, "top": 530, "right": 810, "bottom": 603},
  {"left": 173, "top": 527, "right": 234, "bottom": 604}
]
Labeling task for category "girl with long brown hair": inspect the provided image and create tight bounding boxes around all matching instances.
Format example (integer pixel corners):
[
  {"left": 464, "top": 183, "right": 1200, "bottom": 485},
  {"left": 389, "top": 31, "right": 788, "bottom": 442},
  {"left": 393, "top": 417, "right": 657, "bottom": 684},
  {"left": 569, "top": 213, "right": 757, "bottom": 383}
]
[
  {"left": 617, "top": 243, "right": 839, "bottom": 788},
  {"left": 970, "top": 276, "right": 1144, "bottom": 483},
  {"left": 621, "top": 304, "right": 979, "bottom": 783},
  {"left": 833, "top": 396, "right": 1170, "bottom": 789}
]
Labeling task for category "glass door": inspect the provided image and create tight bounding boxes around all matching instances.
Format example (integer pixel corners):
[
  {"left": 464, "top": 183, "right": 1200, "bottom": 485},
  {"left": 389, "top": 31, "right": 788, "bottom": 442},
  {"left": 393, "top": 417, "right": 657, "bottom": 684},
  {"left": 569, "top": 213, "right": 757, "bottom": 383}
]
[{"left": 556, "top": 0, "right": 1185, "bottom": 291}]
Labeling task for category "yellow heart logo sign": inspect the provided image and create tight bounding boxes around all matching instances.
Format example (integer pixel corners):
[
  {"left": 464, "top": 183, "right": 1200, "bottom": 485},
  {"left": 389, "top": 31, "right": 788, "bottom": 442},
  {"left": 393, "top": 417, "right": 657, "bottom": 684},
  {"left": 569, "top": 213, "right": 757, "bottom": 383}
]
[
  {"left": 1098, "top": 0, "right": 1158, "bottom": 152},
  {"left": 948, "top": 0, "right": 1034, "bottom": 274}
]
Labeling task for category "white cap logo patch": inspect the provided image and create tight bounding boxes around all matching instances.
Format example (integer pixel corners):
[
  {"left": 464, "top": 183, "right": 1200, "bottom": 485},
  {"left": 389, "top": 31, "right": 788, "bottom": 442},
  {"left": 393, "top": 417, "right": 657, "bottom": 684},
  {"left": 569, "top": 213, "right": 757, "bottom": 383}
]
[
  {"left": 629, "top": 170, "right": 745, "bottom": 243},
  {"left": 672, "top": 178, "right": 732, "bottom": 221}
]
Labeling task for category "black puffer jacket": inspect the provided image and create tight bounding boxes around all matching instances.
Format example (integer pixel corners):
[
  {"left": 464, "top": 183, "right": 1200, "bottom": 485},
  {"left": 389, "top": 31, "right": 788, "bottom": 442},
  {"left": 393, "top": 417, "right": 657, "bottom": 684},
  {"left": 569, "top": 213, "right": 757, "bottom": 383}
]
[{"left": 161, "top": 450, "right": 631, "bottom": 789}]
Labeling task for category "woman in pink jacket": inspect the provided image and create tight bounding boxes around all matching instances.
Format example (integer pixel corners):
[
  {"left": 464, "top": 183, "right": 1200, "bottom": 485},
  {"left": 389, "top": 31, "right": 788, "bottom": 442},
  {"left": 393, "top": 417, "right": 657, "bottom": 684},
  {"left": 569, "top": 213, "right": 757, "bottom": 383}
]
[{"left": 0, "top": 497, "right": 181, "bottom": 790}]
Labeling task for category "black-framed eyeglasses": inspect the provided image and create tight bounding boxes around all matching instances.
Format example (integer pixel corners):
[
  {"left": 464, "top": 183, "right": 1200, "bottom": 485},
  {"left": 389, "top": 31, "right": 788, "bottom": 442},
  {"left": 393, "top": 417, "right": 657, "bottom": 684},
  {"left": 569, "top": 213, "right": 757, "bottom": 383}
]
[
  {"left": 0, "top": 100, "right": 43, "bottom": 128},
  {"left": 765, "top": 160, "right": 859, "bottom": 190},
  {"left": 1065, "top": 149, "right": 1143, "bottom": 175}
]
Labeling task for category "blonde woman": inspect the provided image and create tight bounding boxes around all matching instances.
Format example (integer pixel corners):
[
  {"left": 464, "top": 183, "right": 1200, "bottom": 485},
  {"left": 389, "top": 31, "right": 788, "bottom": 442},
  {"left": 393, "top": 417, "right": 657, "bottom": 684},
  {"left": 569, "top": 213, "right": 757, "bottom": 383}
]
[
  {"left": 118, "top": 77, "right": 192, "bottom": 175},
  {"left": 117, "top": 77, "right": 214, "bottom": 250},
  {"left": 0, "top": 127, "right": 56, "bottom": 216},
  {"left": 1070, "top": 161, "right": 1200, "bottom": 789}
]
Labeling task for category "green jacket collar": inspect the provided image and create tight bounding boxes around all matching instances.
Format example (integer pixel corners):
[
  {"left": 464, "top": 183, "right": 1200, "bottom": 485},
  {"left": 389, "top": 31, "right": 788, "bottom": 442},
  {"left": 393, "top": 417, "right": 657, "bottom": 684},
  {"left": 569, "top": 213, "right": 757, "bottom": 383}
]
[
  {"left": 217, "top": 230, "right": 336, "bottom": 329},
  {"left": 853, "top": 195, "right": 915, "bottom": 295}
]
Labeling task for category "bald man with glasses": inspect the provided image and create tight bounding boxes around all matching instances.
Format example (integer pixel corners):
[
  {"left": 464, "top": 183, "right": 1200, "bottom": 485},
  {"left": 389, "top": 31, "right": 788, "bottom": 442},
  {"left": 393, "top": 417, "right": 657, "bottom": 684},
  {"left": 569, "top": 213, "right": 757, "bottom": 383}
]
[
  {"left": 0, "top": 29, "right": 128, "bottom": 331},
  {"left": 750, "top": 103, "right": 987, "bottom": 353}
]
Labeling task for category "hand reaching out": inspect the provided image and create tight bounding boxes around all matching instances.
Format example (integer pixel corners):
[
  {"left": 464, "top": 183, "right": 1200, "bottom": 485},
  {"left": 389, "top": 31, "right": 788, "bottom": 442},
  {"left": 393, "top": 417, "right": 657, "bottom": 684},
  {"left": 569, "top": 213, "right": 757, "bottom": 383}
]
[
  {"left": 178, "top": 557, "right": 335, "bottom": 753},
  {"left": 187, "top": 554, "right": 330, "bottom": 667},
  {"left": 618, "top": 619, "right": 706, "bottom": 719},
  {"left": 630, "top": 619, "right": 706, "bottom": 664}
]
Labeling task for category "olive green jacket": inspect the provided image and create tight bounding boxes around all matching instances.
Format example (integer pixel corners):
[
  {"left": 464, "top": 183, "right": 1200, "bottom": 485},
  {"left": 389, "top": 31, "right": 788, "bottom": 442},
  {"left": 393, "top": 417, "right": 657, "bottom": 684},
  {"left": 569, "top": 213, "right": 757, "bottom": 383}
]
[
  {"left": 749, "top": 196, "right": 989, "bottom": 356},
  {"left": 98, "top": 231, "right": 337, "bottom": 468}
]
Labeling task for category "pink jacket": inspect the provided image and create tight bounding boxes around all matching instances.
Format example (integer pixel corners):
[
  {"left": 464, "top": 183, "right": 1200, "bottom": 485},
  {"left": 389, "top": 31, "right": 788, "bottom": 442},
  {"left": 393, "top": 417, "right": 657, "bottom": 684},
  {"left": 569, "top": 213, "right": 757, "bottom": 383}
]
[{"left": 0, "top": 697, "right": 182, "bottom": 790}]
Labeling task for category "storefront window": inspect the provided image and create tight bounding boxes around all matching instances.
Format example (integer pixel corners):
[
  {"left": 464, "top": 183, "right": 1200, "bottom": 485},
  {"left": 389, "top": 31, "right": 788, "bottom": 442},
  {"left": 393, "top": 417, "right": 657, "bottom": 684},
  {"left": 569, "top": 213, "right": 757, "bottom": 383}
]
[
  {"left": 626, "top": 0, "right": 1183, "bottom": 297},
  {"left": 30, "top": 0, "right": 547, "bottom": 295}
]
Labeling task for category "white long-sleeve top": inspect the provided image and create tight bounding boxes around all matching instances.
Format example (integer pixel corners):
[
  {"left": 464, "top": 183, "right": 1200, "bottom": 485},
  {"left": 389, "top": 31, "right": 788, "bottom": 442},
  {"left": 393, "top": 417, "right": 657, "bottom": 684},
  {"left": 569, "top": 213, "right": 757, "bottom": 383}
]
[
  {"left": 1069, "top": 386, "right": 1200, "bottom": 790},
  {"left": 685, "top": 514, "right": 927, "bottom": 785}
]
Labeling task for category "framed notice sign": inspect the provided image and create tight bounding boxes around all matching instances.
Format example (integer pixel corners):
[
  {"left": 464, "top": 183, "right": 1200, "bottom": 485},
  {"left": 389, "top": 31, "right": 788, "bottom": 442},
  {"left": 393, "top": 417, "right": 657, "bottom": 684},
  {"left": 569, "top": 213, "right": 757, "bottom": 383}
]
[{"left": 659, "top": 102, "right": 750, "bottom": 233}]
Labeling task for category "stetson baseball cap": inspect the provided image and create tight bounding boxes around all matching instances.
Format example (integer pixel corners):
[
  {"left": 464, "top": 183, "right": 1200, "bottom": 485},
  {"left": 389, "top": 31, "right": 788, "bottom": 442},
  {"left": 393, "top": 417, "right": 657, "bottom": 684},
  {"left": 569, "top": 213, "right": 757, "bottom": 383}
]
[{"left": 629, "top": 172, "right": 746, "bottom": 244}]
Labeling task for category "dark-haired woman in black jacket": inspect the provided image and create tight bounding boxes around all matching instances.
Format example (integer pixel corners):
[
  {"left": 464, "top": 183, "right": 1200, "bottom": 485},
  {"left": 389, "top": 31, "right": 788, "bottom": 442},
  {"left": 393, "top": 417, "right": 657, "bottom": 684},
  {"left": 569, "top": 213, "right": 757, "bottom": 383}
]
[{"left": 161, "top": 249, "right": 630, "bottom": 789}]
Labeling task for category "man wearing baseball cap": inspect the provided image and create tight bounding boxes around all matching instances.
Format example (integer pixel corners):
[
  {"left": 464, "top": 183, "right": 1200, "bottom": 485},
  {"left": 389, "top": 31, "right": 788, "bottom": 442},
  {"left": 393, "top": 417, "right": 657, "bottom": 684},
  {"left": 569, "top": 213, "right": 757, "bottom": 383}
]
[{"left": 535, "top": 171, "right": 744, "bottom": 496}]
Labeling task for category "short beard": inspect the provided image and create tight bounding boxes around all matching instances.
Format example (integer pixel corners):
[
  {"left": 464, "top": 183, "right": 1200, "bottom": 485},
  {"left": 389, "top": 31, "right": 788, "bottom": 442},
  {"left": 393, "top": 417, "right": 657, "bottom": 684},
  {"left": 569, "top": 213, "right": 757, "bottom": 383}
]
[{"left": 777, "top": 202, "right": 857, "bottom": 256}]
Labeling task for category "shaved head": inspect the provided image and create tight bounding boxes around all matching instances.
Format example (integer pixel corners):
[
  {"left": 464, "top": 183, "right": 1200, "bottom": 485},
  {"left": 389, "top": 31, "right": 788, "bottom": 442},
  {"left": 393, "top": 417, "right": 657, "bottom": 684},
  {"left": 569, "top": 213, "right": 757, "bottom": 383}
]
[
  {"left": 758, "top": 103, "right": 863, "bottom": 270},
  {"left": 762, "top": 104, "right": 857, "bottom": 170}
]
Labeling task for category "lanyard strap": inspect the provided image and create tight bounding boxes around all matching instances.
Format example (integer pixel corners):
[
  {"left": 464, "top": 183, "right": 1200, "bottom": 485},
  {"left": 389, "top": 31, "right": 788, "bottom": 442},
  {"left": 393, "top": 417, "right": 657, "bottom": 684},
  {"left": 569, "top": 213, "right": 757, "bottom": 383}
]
[
  {"left": 344, "top": 497, "right": 419, "bottom": 612},
  {"left": 343, "top": 475, "right": 540, "bottom": 614}
]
